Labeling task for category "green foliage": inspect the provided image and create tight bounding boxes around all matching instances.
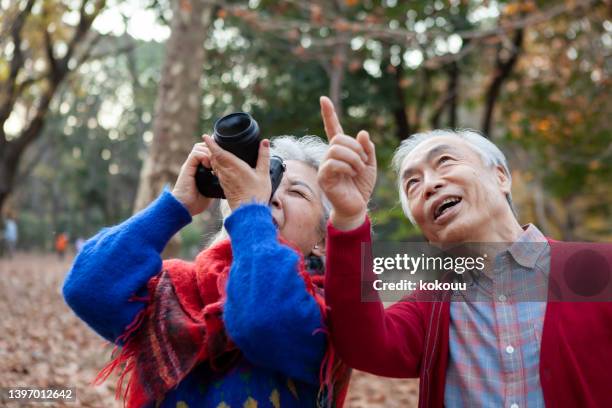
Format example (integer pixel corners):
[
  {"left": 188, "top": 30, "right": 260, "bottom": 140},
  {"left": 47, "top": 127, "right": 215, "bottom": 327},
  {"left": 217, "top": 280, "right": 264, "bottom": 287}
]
[
  {"left": 14, "top": 38, "right": 161, "bottom": 245},
  {"left": 10, "top": 0, "right": 612, "bottom": 251},
  {"left": 499, "top": 1, "right": 611, "bottom": 238}
]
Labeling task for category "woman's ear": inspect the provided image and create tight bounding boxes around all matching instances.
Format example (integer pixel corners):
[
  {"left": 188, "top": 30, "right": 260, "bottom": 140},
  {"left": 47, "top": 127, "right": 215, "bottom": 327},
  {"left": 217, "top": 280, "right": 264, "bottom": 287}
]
[{"left": 311, "top": 237, "right": 326, "bottom": 257}]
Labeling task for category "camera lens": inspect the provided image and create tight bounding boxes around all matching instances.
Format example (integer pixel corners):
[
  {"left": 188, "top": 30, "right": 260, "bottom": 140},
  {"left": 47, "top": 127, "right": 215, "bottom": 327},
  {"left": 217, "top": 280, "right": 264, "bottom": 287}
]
[
  {"left": 215, "top": 113, "right": 252, "bottom": 137},
  {"left": 196, "top": 112, "right": 284, "bottom": 199},
  {"left": 213, "top": 112, "right": 260, "bottom": 168}
]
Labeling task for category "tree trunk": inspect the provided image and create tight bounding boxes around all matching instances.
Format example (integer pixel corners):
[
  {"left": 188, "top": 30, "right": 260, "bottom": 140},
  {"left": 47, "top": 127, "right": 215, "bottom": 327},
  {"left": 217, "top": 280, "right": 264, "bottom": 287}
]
[
  {"left": 328, "top": 33, "right": 348, "bottom": 119},
  {"left": 391, "top": 57, "right": 411, "bottom": 141},
  {"left": 321, "top": 0, "right": 349, "bottom": 118},
  {"left": 447, "top": 61, "right": 459, "bottom": 128},
  {"left": 133, "top": 0, "right": 213, "bottom": 258},
  {"left": 531, "top": 177, "right": 552, "bottom": 236},
  {"left": 412, "top": 67, "right": 431, "bottom": 133},
  {"left": 0, "top": 145, "right": 19, "bottom": 219},
  {"left": 481, "top": 29, "right": 524, "bottom": 137}
]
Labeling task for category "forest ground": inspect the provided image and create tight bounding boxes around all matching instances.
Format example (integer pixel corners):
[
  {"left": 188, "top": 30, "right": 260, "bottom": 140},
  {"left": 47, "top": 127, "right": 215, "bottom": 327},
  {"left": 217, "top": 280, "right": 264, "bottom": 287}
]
[{"left": 0, "top": 253, "right": 418, "bottom": 407}]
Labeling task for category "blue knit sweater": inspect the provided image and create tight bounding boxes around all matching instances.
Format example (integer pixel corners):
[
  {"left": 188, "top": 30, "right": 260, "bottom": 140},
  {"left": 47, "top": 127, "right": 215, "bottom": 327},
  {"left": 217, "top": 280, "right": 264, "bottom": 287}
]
[{"left": 63, "top": 190, "right": 326, "bottom": 407}]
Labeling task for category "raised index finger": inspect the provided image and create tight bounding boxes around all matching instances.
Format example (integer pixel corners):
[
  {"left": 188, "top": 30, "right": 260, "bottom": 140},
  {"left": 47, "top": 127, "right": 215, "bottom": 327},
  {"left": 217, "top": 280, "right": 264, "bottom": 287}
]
[{"left": 320, "top": 96, "right": 344, "bottom": 141}]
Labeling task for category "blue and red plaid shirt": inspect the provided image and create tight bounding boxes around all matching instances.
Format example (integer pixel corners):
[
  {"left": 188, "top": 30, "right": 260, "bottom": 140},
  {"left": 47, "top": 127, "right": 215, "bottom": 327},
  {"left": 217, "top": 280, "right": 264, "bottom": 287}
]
[{"left": 445, "top": 224, "right": 550, "bottom": 408}]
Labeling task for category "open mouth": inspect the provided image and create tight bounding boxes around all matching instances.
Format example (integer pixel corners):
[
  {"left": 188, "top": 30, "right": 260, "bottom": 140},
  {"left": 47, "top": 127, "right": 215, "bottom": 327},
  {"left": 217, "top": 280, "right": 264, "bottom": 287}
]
[
  {"left": 434, "top": 196, "right": 462, "bottom": 221},
  {"left": 272, "top": 217, "right": 280, "bottom": 228}
]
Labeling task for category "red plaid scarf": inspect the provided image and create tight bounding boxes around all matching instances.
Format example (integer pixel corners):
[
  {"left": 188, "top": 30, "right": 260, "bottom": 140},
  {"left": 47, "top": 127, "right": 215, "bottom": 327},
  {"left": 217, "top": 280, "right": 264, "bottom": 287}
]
[{"left": 94, "top": 238, "right": 350, "bottom": 408}]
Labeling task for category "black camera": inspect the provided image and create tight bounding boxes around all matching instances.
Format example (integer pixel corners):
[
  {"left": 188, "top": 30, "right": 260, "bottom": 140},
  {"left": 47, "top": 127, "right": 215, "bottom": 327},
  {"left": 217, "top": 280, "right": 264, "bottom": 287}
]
[{"left": 195, "top": 112, "right": 285, "bottom": 199}]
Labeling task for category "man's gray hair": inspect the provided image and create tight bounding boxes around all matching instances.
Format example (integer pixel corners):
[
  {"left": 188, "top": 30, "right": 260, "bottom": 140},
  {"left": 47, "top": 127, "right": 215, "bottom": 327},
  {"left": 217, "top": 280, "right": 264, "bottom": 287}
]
[
  {"left": 391, "top": 129, "right": 515, "bottom": 224},
  {"left": 210, "top": 135, "right": 330, "bottom": 246}
]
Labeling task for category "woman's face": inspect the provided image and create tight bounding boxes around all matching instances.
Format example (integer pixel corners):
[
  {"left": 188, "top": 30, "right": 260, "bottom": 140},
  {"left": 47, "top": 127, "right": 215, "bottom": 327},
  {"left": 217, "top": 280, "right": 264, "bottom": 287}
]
[{"left": 270, "top": 160, "right": 326, "bottom": 256}]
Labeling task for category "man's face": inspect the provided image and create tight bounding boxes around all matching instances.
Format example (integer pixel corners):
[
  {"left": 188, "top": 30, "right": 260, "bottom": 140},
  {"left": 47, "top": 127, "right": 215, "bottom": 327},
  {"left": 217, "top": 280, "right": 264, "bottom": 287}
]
[
  {"left": 270, "top": 160, "right": 325, "bottom": 256},
  {"left": 400, "top": 136, "right": 511, "bottom": 243}
]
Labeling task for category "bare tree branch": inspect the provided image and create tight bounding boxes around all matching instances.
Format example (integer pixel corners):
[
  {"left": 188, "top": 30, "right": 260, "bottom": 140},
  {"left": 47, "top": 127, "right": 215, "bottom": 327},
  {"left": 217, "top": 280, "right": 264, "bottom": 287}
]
[
  {"left": 219, "top": 0, "right": 594, "bottom": 48},
  {"left": 43, "top": 27, "right": 59, "bottom": 79},
  {"left": 63, "top": 0, "right": 106, "bottom": 69}
]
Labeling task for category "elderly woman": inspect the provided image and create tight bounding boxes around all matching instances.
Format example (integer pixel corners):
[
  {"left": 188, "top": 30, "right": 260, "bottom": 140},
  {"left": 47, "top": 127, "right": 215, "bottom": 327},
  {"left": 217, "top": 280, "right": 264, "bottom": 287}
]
[{"left": 63, "top": 134, "right": 348, "bottom": 408}]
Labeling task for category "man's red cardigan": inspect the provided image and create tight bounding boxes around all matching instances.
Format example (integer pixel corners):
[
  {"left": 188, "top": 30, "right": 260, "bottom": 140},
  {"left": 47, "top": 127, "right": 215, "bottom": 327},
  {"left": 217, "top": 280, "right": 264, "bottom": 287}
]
[{"left": 325, "top": 218, "right": 612, "bottom": 408}]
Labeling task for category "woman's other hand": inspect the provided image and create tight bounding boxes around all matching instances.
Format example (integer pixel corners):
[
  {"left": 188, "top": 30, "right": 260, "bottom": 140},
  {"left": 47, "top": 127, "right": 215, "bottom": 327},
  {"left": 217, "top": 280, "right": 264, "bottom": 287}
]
[{"left": 203, "top": 134, "right": 272, "bottom": 210}]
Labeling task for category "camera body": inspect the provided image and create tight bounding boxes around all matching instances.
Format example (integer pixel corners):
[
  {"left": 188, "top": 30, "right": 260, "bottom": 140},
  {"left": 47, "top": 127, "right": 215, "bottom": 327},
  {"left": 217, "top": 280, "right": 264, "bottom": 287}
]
[{"left": 195, "top": 112, "right": 285, "bottom": 199}]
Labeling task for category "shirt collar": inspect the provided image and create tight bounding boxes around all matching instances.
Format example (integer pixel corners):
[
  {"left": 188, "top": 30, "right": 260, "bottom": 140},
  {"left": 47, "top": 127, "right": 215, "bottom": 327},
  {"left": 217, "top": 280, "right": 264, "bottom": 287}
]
[{"left": 507, "top": 223, "right": 548, "bottom": 269}]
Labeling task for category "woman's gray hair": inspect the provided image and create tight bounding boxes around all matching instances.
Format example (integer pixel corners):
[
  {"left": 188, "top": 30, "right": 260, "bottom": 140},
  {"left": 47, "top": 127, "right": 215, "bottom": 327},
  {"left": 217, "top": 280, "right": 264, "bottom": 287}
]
[
  {"left": 391, "top": 129, "right": 515, "bottom": 225},
  {"left": 270, "top": 135, "right": 332, "bottom": 225},
  {"left": 209, "top": 135, "right": 330, "bottom": 246},
  {"left": 271, "top": 135, "right": 328, "bottom": 173}
]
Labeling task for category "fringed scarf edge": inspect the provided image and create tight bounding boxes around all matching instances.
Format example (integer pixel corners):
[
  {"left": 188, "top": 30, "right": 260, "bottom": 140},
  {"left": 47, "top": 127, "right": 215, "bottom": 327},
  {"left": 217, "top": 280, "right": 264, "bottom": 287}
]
[{"left": 93, "top": 247, "right": 351, "bottom": 408}]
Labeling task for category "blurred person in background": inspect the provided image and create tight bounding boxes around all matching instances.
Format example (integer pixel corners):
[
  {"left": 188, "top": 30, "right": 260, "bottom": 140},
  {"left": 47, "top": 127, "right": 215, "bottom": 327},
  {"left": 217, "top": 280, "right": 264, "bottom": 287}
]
[
  {"left": 63, "top": 134, "right": 349, "bottom": 408},
  {"left": 3, "top": 213, "right": 18, "bottom": 258},
  {"left": 55, "top": 232, "right": 68, "bottom": 260}
]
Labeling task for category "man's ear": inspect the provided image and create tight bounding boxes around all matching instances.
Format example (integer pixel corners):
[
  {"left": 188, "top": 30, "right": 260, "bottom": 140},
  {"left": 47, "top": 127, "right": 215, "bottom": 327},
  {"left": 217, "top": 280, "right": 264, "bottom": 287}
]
[
  {"left": 495, "top": 165, "right": 512, "bottom": 195},
  {"left": 312, "top": 237, "right": 326, "bottom": 257}
]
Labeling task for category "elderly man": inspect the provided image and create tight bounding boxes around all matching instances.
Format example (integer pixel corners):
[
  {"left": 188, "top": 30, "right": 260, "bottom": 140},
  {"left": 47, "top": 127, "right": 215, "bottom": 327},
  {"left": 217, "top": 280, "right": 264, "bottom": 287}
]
[{"left": 317, "top": 96, "right": 612, "bottom": 408}]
